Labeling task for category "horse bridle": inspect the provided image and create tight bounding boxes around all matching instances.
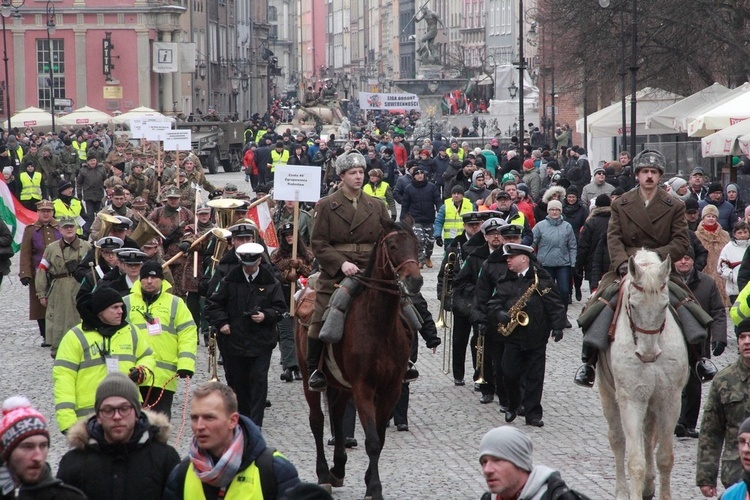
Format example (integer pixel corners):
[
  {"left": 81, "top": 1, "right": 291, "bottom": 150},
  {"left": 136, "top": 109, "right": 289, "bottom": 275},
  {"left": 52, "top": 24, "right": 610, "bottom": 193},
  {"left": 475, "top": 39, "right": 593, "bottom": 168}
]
[
  {"left": 625, "top": 281, "right": 667, "bottom": 344},
  {"left": 351, "top": 230, "right": 418, "bottom": 296}
]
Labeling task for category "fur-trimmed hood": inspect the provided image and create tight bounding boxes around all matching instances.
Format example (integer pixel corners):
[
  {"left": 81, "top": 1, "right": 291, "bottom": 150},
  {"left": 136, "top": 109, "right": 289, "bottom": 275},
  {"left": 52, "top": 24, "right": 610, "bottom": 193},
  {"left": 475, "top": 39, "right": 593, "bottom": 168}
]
[
  {"left": 542, "top": 186, "right": 566, "bottom": 204},
  {"left": 65, "top": 409, "right": 172, "bottom": 450}
]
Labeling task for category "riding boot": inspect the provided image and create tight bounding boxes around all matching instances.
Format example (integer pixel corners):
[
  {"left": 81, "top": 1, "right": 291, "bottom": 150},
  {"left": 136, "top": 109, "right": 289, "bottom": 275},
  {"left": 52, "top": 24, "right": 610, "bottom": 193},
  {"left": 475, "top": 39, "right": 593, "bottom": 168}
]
[
  {"left": 404, "top": 361, "right": 419, "bottom": 382},
  {"left": 574, "top": 344, "right": 598, "bottom": 388},
  {"left": 689, "top": 343, "right": 717, "bottom": 383},
  {"left": 307, "top": 336, "right": 327, "bottom": 391}
]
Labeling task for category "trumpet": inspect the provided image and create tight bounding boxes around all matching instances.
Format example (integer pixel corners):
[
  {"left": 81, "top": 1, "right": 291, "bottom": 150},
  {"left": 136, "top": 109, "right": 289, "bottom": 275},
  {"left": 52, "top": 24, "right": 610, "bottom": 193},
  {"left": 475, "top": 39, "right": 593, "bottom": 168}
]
[
  {"left": 439, "top": 252, "right": 456, "bottom": 375},
  {"left": 207, "top": 327, "right": 220, "bottom": 382},
  {"left": 475, "top": 327, "right": 486, "bottom": 385}
]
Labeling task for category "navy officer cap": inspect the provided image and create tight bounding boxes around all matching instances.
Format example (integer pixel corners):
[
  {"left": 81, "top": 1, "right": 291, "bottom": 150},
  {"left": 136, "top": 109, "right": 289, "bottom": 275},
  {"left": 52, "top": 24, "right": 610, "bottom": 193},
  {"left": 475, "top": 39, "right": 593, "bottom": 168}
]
[
  {"left": 236, "top": 242, "right": 265, "bottom": 263},
  {"left": 229, "top": 221, "right": 257, "bottom": 237},
  {"left": 499, "top": 224, "right": 523, "bottom": 237},
  {"left": 116, "top": 249, "right": 148, "bottom": 264},
  {"left": 503, "top": 243, "right": 535, "bottom": 257},
  {"left": 461, "top": 211, "right": 484, "bottom": 224},
  {"left": 95, "top": 236, "right": 124, "bottom": 250},
  {"left": 481, "top": 218, "right": 508, "bottom": 235}
]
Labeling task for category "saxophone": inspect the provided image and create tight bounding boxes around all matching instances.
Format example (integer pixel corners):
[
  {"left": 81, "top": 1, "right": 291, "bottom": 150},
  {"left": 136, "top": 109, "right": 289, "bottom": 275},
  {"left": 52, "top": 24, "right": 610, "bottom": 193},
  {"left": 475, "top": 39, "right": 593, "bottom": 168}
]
[{"left": 497, "top": 272, "right": 539, "bottom": 336}]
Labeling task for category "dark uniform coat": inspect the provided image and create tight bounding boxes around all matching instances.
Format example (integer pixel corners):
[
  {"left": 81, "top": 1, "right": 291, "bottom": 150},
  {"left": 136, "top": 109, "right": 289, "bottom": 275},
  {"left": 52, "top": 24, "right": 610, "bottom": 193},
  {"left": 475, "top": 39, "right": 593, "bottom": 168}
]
[
  {"left": 309, "top": 188, "right": 389, "bottom": 336},
  {"left": 19, "top": 219, "right": 60, "bottom": 320}
]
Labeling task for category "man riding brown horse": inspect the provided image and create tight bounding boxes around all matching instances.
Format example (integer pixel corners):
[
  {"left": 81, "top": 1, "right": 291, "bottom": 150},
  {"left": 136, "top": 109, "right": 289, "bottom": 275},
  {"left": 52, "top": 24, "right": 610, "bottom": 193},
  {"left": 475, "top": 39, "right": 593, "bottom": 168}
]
[{"left": 306, "top": 150, "right": 419, "bottom": 391}]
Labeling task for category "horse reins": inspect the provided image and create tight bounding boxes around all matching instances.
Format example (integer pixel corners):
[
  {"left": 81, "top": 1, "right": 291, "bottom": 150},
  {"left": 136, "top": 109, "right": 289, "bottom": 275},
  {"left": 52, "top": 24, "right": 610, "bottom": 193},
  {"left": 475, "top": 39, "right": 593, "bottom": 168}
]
[
  {"left": 351, "top": 230, "right": 417, "bottom": 296},
  {"left": 625, "top": 281, "right": 667, "bottom": 344}
]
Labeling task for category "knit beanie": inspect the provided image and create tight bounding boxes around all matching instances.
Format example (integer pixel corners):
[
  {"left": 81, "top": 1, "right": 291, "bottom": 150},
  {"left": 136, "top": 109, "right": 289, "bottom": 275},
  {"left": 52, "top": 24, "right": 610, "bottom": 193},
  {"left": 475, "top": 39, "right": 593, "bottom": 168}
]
[
  {"left": 472, "top": 171, "right": 485, "bottom": 184},
  {"left": 0, "top": 396, "right": 49, "bottom": 461},
  {"left": 736, "top": 318, "right": 750, "bottom": 337},
  {"left": 566, "top": 186, "right": 579, "bottom": 197},
  {"left": 669, "top": 177, "right": 687, "bottom": 192},
  {"left": 727, "top": 183, "right": 739, "bottom": 194},
  {"left": 707, "top": 182, "right": 724, "bottom": 195},
  {"left": 95, "top": 372, "right": 141, "bottom": 416},
  {"left": 739, "top": 416, "right": 750, "bottom": 437},
  {"left": 522, "top": 159, "right": 535, "bottom": 171},
  {"left": 547, "top": 200, "right": 563, "bottom": 212},
  {"left": 595, "top": 194, "right": 611, "bottom": 207},
  {"left": 701, "top": 204, "right": 719, "bottom": 219},
  {"left": 140, "top": 260, "right": 165, "bottom": 280},
  {"left": 478, "top": 426, "right": 533, "bottom": 472},
  {"left": 90, "top": 287, "right": 124, "bottom": 316}
]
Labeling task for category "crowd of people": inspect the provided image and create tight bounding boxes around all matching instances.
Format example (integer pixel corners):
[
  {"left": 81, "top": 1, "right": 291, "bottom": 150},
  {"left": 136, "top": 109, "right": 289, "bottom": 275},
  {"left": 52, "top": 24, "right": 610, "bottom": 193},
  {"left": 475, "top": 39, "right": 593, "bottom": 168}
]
[{"left": 3, "top": 114, "right": 750, "bottom": 498}]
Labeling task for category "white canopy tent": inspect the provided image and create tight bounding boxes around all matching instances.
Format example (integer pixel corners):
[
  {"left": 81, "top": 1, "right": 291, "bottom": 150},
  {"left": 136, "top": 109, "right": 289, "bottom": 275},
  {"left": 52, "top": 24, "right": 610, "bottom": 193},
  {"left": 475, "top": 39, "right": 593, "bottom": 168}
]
[
  {"left": 57, "top": 106, "right": 112, "bottom": 127},
  {"left": 4, "top": 107, "right": 53, "bottom": 129},
  {"left": 688, "top": 85, "right": 750, "bottom": 137},
  {"left": 645, "top": 83, "right": 729, "bottom": 133},
  {"left": 700, "top": 119, "right": 750, "bottom": 157},
  {"left": 111, "top": 106, "right": 175, "bottom": 125}
]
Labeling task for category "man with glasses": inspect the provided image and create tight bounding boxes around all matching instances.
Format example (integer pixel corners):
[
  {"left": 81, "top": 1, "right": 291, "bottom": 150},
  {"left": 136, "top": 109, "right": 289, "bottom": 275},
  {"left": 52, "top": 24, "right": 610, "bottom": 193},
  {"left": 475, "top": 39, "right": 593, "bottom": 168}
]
[
  {"left": 57, "top": 372, "right": 180, "bottom": 500},
  {"left": 718, "top": 416, "right": 750, "bottom": 499},
  {"left": 580, "top": 166, "right": 614, "bottom": 207}
]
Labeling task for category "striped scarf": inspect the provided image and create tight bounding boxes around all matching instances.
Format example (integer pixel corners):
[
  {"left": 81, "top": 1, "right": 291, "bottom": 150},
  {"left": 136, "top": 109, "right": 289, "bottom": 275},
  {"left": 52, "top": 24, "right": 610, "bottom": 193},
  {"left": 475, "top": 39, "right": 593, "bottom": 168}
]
[{"left": 189, "top": 426, "right": 245, "bottom": 488}]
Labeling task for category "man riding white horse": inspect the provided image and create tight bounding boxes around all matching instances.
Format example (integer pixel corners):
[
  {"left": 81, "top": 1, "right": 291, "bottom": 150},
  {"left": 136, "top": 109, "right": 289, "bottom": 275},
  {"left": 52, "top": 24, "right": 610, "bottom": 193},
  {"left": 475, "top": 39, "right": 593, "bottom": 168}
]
[{"left": 574, "top": 149, "right": 717, "bottom": 386}]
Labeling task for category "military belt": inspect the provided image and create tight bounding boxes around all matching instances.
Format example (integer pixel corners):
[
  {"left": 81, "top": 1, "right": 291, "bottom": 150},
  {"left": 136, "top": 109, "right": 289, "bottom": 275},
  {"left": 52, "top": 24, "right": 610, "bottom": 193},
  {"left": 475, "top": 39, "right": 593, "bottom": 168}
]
[
  {"left": 49, "top": 272, "right": 73, "bottom": 280},
  {"left": 333, "top": 243, "right": 374, "bottom": 253}
]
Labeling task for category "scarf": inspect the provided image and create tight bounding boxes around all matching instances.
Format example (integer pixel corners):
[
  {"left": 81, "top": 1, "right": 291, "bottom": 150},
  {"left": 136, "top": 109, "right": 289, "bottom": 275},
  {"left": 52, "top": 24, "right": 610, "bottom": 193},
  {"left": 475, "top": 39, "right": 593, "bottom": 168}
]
[
  {"left": 702, "top": 221, "right": 719, "bottom": 232},
  {"left": 189, "top": 426, "right": 245, "bottom": 488}
]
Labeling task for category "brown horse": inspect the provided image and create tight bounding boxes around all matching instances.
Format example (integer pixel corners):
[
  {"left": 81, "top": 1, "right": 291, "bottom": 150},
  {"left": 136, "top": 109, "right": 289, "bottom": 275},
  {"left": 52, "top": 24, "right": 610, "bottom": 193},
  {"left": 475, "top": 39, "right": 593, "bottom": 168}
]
[{"left": 295, "top": 218, "right": 423, "bottom": 500}]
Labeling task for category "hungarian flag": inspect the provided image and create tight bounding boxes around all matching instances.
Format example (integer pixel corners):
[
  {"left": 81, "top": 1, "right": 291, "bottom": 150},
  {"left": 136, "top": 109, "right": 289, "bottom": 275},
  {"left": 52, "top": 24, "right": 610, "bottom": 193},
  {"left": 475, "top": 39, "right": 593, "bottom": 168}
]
[
  {"left": 246, "top": 201, "right": 279, "bottom": 251},
  {"left": 0, "top": 180, "right": 36, "bottom": 253}
]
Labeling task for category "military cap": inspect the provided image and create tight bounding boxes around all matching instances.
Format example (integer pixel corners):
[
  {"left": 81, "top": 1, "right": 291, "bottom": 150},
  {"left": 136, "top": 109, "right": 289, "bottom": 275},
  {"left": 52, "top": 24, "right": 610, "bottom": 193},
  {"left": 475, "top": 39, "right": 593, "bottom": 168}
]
[
  {"left": 112, "top": 216, "right": 133, "bottom": 229},
  {"left": 178, "top": 170, "right": 186, "bottom": 178},
  {"left": 481, "top": 218, "right": 508, "bottom": 235},
  {"left": 279, "top": 222, "right": 294, "bottom": 236},
  {"left": 499, "top": 224, "right": 523, "bottom": 237},
  {"left": 116, "top": 249, "right": 148, "bottom": 264},
  {"left": 335, "top": 150, "right": 367, "bottom": 175},
  {"left": 141, "top": 237, "right": 160, "bottom": 248},
  {"left": 36, "top": 200, "right": 54, "bottom": 211},
  {"left": 461, "top": 211, "right": 484, "bottom": 224},
  {"left": 233, "top": 200, "right": 250, "bottom": 212},
  {"left": 59, "top": 216, "right": 77, "bottom": 227},
  {"left": 224, "top": 183, "right": 238, "bottom": 193},
  {"left": 235, "top": 242, "right": 265, "bottom": 264},
  {"left": 131, "top": 197, "right": 148, "bottom": 209},
  {"left": 196, "top": 204, "right": 212, "bottom": 214},
  {"left": 228, "top": 222, "right": 257, "bottom": 237},
  {"left": 503, "top": 243, "right": 535, "bottom": 258},
  {"left": 165, "top": 186, "right": 182, "bottom": 198},
  {"left": 112, "top": 187, "right": 126, "bottom": 196},
  {"left": 95, "top": 236, "right": 124, "bottom": 250}
]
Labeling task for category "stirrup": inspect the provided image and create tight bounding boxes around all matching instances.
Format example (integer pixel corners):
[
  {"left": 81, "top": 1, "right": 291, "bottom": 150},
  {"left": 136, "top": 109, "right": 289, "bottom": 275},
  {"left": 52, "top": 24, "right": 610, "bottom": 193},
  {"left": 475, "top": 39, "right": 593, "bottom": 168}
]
[
  {"left": 308, "top": 369, "right": 327, "bottom": 392},
  {"left": 695, "top": 358, "right": 718, "bottom": 383},
  {"left": 404, "top": 361, "right": 419, "bottom": 383},
  {"left": 573, "top": 364, "right": 595, "bottom": 388}
]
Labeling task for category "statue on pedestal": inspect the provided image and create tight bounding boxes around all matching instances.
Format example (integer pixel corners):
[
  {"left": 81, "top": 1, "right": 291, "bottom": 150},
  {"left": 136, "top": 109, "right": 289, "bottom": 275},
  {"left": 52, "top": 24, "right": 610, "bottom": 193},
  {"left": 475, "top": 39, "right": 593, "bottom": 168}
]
[{"left": 415, "top": 5, "right": 444, "bottom": 65}]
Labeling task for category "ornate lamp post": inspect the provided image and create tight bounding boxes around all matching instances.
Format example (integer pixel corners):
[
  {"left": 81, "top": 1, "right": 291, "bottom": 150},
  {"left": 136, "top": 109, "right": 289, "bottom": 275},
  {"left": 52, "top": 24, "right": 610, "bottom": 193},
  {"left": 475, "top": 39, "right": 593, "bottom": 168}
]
[{"left": 46, "top": 0, "right": 55, "bottom": 132}]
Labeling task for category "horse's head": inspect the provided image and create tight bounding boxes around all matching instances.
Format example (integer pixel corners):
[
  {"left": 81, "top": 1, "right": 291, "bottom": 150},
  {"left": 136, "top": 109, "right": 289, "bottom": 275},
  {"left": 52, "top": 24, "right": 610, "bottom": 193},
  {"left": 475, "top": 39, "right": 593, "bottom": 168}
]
[
  {"left": 626, "top": 250, "right": 671, "bottom": 363},
  {"left": 378, "top": 217, "right": 423, "bottom": 296}
]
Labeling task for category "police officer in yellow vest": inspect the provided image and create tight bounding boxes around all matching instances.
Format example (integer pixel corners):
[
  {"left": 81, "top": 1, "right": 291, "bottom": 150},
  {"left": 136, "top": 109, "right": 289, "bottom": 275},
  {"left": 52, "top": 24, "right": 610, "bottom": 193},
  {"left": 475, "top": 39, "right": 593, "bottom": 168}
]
[
  {"left": 52, "top": 286, "right": 156, "bottom": 432},
  {"left": 362, "top": 168, "right": 397, "bottom": 219},
  {"left": 19, "top": 161, "right": 43, "bottom": 211},
  {"left": 124, "top": 261, "right": 196, "bottom": 420},
  {"left": 163, "top": 382, "right": 301, "bottom": 499},
  {"left": 270, "top": 141, "right": 289, "bottom": 173},
  {"left": 434, "top": 185, "right": 474, "bottom": 250},
  {"left": 53, "top": 181, "right": 84, "bottom": 235}
]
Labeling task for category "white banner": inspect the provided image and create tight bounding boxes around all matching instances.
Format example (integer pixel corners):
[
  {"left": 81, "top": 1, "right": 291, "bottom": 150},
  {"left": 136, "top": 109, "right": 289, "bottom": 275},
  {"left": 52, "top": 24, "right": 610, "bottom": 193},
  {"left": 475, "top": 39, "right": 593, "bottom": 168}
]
[
  {"left": 129, "top": 117, "right": 164, "bottom": 139},
  {"left": 358, "top": 92, "right": 420, "bottom": 111},
  {"left": 143, "top": 121, "right": 173, "bottom": 141},
  {"left": 163, "top": 130, "right": 192, "bottom": 151},
  {"left": 273, "top": 165, "right": 322, "bottom": 203},
  {"left": 152, "top": 42, "right": 179, "bottom": 73}
]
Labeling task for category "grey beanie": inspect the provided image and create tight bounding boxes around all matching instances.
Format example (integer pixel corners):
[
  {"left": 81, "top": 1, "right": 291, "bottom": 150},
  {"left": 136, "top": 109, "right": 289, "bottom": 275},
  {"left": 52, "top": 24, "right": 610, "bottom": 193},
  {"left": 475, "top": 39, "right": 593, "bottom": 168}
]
[
  {"left": 95, "top": 372, "right": 141, "bottom": 416},
  {"left": 740, "top": 416, "right": 750, "bottom": 437},
  {"left": 478, "top": 426, "right": 533, "bottom": 472}
]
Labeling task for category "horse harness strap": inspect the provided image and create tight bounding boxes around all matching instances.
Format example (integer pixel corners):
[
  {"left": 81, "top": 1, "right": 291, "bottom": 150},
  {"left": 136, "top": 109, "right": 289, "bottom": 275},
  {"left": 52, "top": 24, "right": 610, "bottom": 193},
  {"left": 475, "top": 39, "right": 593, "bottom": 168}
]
[
  {"left": 626, "top": 281, "right": 667, "bottom": 343},
  {"left": 607, "top": 281, "right": 625, "bottom": 342}
]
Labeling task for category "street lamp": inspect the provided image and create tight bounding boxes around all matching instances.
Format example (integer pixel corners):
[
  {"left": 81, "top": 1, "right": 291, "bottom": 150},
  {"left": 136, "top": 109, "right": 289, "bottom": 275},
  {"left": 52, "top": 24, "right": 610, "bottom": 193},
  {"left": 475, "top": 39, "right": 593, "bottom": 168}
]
[
  {"left": 600, "top": 0, "right": 637, "bottom": 160},
  {"left": 1, "top": 0, "right": 24, "bottom": 132},
  {"left": 515, "top": 0, "right": 527, "bottom": 146},
  {"left": 508, "top": 81, "right": 518, "bottom": 99},
  {"left": 46, "top": 0, "right": 55, "bottom": 132}
]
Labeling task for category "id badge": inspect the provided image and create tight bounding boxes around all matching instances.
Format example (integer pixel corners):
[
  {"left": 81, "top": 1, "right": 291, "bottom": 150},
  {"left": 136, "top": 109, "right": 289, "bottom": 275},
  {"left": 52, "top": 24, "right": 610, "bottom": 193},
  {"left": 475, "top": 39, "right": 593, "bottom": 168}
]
[
  {"left": 147, "top": 318, "right": 162, "bottom": 336},
  {"left": 105, "top": 356, "right": 120, "bottom": 374},
  {"left": 76, "top": 216, "right": 86, "bottom": 228},
  {"left": 449, "top": 229, "right": 457, "bottom": 238}
]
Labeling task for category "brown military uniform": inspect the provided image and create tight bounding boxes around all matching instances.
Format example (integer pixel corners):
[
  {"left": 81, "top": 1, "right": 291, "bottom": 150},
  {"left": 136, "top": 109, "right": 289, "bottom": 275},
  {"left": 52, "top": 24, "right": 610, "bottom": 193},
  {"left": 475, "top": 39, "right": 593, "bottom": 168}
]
[
  {"left": 308, "top": 188, "right": 389, "bottom": 338},
  {"left": 19, "top": 218, "right": 60, "bottom": 320},
  {"left": 148, "top": 204, "right": 194, "bottom": 295}
]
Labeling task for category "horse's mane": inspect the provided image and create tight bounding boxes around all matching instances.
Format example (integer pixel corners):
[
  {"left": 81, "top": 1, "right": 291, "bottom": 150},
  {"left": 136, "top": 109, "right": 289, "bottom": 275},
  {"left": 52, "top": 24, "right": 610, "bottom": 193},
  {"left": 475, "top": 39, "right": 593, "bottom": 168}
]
[
  {"left": 363, "top": 221, "right": 413, "bottom": 278},
  {"left": 631, "top": 249, "right": 666, "bottom": 294}
]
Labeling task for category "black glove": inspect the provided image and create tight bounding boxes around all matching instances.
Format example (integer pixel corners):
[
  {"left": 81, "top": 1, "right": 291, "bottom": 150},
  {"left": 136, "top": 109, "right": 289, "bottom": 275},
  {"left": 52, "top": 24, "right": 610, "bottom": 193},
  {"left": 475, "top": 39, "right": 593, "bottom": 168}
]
[
  {"left": 178, "top": 242, "right": 190, "bottom": 253},
  {"left": 497, "top": 311, "right": 511, "bottom": 325},
  {"left": 435, "top": 236, "right": 443, "bottom": 247},
  {"left": 128, "top": 366, "right": 146, "bottom": 384},
  {"left": 617, "top": 262, "right": 629, "bottom": 277},
  {"left": 65, "top": 260, "right": 78, "bottom": 274},
  {"left": 712, "top": 341, "right": 726, "bottom": 357},
  {"left": 177, "top": 369, "right": 194, "bottom": 379},
  {"left": 475, "top": 323, "right": 487, "bottom": 337},
  {"left": 20, "top": 277, "right": 30, "bottom": 286},
  {"left": 552, "top": 330, "right": 563, "bottom": 342}
]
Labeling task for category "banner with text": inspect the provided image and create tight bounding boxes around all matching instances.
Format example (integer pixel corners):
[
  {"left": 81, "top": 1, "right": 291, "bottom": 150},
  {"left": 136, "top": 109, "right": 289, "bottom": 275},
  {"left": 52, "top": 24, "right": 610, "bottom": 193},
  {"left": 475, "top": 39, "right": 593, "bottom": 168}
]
[
  {"left": 163, "top": 130, "right": 192, "bottom": 151},
  {"left": 358, "top": 92, "right": 420, "bottom": 111},
  {"left": 273, "top": 165, "right": 322, "bottom": 203}
]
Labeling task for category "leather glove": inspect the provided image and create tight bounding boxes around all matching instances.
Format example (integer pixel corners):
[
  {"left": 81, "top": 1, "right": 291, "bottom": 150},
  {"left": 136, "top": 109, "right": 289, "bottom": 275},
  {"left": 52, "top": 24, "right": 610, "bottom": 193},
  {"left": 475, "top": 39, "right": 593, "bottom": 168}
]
[
  {"left": 177, "top": 369, "right": 194, "bottom": 379},
  {"left": 128, "top": 366, "right": 146, "bottom": 384},
  {"left": 712, "top": 341, "right": 726, "bottom": 357},
  {"left": 552, "top": 330, "right": 563, "bottom": 342},
  {"left": 497, "top": 311, "right": 511, "bottom": 325},
  {"left": 178, "top": 242, "right": 190, "bottom": 253},
  {"left": 289, "top": 258, "right": 300, "bottom": 268},
  {"left": 20, "top": 277, "right": 30, "bottom": 286},
  {"left": 65, "top": 260, "right": 78, "bottom": 274},
  {"left": 617, "top": 262, "right": 629, "bottom": 277},
  {"left": 285, "top": 270, "right": 298, "bottom": 282},
  {"left": 435, "top": 236, "right": 443, "bottom": 247}
]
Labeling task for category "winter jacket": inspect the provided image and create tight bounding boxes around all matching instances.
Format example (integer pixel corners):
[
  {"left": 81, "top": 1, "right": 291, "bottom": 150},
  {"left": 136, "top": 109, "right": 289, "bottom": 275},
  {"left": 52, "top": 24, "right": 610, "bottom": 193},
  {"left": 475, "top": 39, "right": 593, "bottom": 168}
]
[
  {"left": 464, "top": 185, "right": 491, "bottom": 208},
  {"left": 589, "top": 235, "right": 609, "bottom": 290},
  {"left": 0, "top": 463, "right": 86, "bottom": 500},
  {"left": 575, "top": 207, "right": 610, "bottom": 277},
  {"left": 561, "top": 200, "right": 588, "bottom": 240},
  {"left": 699, "top": 199, "right": 736, "bottom": 232},
  {"left": 393, "top": 172, "right": 412, "bottom": 205},
  {"left": 535, "top": 186, "right": 566, "bottom": 224},
  {"left": 695, "top": 223, "right": 731, "bottom": 306},
  {"left": 164, "top": 415, "right": 300, "bottom": 500},
  {"left": 718, "top": 239, "right": 750, "bottom": 297},
  {"left": 580, "top": 181, "right": 615, "bottom": 207},
  {"left": 532, "top": 216, "right": 577, "bottom": 268},
  {"left": 205, "top": 264, "right": 286, "bottom": 357},
  {"left": 480, "top": 150, "right": 498, "bottom": 177},
  {"left": 57, "top": 411, "right": 180, "bottom": 500},
  {"left": 522, "top": 169, "right": 542, "bottom": 201},
  {"left": 400, "top": 178, "right": 441, "bottom": 224},
  {"left": 75, "top": 165, "right": 108, "bottom": 201},
  {"left": 680, "top": 267, "right": 727, "bottom": 358},
  {"left": 433, "top": 153, "right": 451, "bottom": 189}
]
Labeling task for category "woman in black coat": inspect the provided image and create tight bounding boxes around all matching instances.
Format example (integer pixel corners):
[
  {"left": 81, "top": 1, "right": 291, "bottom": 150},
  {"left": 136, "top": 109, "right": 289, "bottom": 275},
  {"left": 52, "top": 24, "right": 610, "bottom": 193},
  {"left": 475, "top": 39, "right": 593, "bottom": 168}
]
[{"left": 575, "top": 195, "right": 611, "bottom": 293}]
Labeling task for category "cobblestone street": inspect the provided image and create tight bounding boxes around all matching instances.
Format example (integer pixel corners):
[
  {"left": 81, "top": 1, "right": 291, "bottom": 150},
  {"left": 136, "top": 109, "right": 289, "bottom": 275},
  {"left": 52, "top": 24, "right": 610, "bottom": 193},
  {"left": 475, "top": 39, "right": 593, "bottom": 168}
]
[{"left": 0, "top": 173, "right": 735, "bottom": 499}]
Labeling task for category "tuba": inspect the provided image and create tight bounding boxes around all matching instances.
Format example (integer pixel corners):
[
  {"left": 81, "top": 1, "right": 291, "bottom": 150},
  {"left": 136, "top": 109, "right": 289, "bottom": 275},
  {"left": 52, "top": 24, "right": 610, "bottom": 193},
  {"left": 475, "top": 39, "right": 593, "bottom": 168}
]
[
  {"left": 97, "top": 212, "right": 121, "bottom": 238},
  {"left": 439, "top": 252, "right": 457, "bottom": 375},
  {"left": 207, "top": 198, "right": 245, "bottom": 228},
  {"left": 131, "top": 216, "right": 167, "bottom": 247}
]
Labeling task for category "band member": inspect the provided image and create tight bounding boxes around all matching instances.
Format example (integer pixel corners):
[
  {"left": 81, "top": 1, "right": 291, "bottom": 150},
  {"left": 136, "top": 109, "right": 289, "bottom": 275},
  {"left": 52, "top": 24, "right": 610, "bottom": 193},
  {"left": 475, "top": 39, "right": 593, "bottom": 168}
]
[{"left": 487, "top": 244, "right": 566, "bottom": 427}]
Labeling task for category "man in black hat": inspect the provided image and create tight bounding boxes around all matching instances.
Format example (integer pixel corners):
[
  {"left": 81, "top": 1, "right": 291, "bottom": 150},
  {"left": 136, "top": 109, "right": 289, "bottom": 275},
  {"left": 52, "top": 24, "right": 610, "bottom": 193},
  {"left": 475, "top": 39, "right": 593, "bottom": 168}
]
[
  {"left": 400, "top": 165, "right": 441, "bottom": 268},
  {"left": 685, "top": 197, "right": 701, "bottom": 231},
  {"left": 75, "top": 236, "right": 124, "bottom": 300},
  {"left": 53, "top": 180, "right": 84, "bottom": 235},
  {"left": 487, "top": 243, "right": 566, "bottom": 427},
  {"left": 205, "top": 243, "right": 286, "bottom": 426},
  {"left": 700, "top": 181, "right": 736, "bottom": 232},
  {"left": 18, "top": 161, "right": 43, "bottom": 211}
]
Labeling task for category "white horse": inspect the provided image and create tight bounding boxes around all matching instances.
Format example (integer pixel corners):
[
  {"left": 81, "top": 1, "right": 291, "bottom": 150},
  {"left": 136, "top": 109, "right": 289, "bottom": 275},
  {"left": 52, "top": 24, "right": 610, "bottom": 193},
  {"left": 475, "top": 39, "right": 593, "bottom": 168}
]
[{"left": 597, "top": 250, "right": 689, "bottom": 500}]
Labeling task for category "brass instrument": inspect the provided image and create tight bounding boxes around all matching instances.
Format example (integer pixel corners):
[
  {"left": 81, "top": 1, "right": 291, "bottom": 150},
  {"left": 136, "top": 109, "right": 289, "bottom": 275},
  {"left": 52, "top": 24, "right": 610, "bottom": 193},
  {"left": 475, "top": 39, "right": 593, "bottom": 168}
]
[
  {"left": 131, "top": 216, "right": 167, "bottom": 246},
  {"left": 475, "top": 330, "right": 486, "bottom": 384},
  {"left": 97, "top": 212, "right": 121, "bottom": 238},
  {"left": 497, "top": 273, "right": 542, "bottom": 336},
  {"left": 207, "top": 198, "right": 245, "bottom": 228},
  {"left": 439, "top": 252, "right": 457, "bottom": 375},
  {"left": 207, "top": 327, "right": 220, "bottom": 382}
]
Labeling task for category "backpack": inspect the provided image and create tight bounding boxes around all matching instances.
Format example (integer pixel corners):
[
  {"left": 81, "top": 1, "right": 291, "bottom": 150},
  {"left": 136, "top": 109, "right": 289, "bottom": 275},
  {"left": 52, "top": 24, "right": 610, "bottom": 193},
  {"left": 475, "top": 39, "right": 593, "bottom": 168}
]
[
  {"left": 256, "top": 446, "right": 278, "bottom": 500},
  {"left": 542, "top": 472, "right": 592, "bottom": 500}
]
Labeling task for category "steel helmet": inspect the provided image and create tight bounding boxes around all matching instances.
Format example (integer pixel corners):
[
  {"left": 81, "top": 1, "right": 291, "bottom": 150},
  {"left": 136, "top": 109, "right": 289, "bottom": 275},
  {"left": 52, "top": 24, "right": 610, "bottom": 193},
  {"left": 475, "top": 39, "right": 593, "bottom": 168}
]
[{"left": 633, "top": 149, "right": 666, "bottom": 174}]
